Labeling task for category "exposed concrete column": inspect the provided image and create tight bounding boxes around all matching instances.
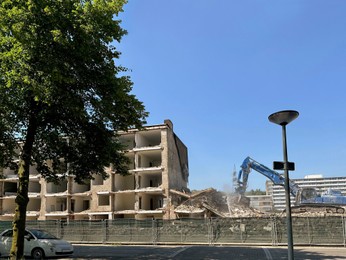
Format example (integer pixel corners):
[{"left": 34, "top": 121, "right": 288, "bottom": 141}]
[
  {"left": 160, "top": 129, "right": 169, "bottom": 197},
  {"left": 160, "top": 128, "right": 172, "bottom": 219},
  {"left": 135, "top": 173, "right": 139, "bottom": 189},
  {"left": 39, "top": 177, "right": 47, "bottom": 220},
  {"left": 67, "top": 176, "right": 73, "bottom": 214},
  {"left": 134, "top": 193, "right": 139, "bottom": 211},
  {"left": 66, "top": 196, "right": 71, "bottom": 214},
  {"left": 0, "top": 181, "right": 3, "bottom": 214},
  {"left": 110, "top": 172, "right": 115, "bottom": 213},
  {"left": 109, "top": 193, "right": 114, "bottom": 213}
]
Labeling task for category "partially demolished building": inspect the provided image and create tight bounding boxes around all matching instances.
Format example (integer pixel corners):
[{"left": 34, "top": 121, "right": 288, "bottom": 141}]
[{"left": 0, "top": 120, "right": 190, "bottom": 221}]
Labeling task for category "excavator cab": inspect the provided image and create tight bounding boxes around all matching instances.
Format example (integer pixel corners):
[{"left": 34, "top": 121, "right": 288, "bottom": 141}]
[{"left": 296, "top": 187, "right": 318, "bottom": 204}]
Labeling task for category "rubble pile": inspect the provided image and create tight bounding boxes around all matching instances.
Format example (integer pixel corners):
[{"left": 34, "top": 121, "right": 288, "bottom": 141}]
[
  {"left": 174, "top": 188, "right": 264, "bottom": 218},
  {"left": 289, "top": 205, "right": 346, "bottom": 217},
  {"left": 225, "top": 193, "right": 264, "bottom": 217}
]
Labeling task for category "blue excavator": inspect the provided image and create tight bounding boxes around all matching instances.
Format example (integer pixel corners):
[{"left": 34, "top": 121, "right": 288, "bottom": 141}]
[{"left": 236, "top": 156, "right": 346, "bottom": 214}]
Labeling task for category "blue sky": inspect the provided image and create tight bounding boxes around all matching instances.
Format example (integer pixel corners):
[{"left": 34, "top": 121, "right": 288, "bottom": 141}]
[{"left": 118, "top": 1, "right": 346, "bottom": 192}]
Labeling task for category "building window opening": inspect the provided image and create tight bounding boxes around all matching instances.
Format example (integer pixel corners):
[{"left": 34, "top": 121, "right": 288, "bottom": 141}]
[
  {"left": 150, "top": 198, "right": 154, "bottom": 210},
  {"left": 71, "top": 199, "right": 75, "bottom": 212},
  {"left": 83, "top": 200, "right": 90, "bottom": 210},
  {"left": 98, "top": 194, "right": 110, "bottom": 206},
  {"left": 92, "top": 174, "right": 104, "bottom": 185},
  {"left": 4, "top": 182, "right": 17, "bottom": 195}
]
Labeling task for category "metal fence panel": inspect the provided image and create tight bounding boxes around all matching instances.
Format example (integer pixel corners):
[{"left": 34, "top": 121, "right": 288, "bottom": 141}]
[
  {"left": 0, "top": 215, "right": 345, "bottom": 246},
  {"left": 0, "top": 221, "right": 12, "bottom": 232},
  {"left": 298, "top": 216, "right": 344, "bottom": 245},
  {"left": 211, "top": 217, "right": 274, "bottom": 244},
  {"left": 107, "top": 219, "right": 154, "bottom": 243},
  {"left": 62, "top": 220, "right": 104, "bottom": 242},
  {"left": 156, "top": 219, "right": 209, "bottom": 244}
]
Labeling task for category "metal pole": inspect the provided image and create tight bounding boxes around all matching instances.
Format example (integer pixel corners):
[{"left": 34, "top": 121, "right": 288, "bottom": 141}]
[{"left": 282, "top": 124, "right": 294, "bottom": 260}]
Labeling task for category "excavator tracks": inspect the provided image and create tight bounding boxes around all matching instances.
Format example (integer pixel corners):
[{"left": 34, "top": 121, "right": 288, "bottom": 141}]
[{"left": 290, "top": 204, "right": 345, "bottom": 214}]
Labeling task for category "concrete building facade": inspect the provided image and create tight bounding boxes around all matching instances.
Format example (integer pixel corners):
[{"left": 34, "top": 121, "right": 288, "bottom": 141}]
[
  {"left": 0, "top": 120, "right": 189, "bottom": 221},
  {"left": 266, "top": 175, "right": 346, "bottom": 211}
]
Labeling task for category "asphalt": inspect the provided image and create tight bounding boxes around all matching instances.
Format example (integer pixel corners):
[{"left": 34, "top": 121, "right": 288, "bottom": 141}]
[{"left": 67, "top": 244, "right": 346, "bottom": 260}]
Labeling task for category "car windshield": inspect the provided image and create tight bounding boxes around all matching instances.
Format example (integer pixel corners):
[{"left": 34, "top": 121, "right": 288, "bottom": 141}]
[{"left": 29, "top": 230, "right": 57, "bottom": 239}]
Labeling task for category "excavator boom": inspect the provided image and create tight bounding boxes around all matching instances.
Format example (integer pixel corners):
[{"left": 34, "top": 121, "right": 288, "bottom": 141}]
[{"left": 236, "top": 156, "right": 300, "bottom": 196}]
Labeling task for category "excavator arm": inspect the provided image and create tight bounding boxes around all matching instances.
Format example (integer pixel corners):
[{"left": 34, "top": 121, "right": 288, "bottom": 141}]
[{"left": 236, "top": 156, "right": 300, "bottom": 196}]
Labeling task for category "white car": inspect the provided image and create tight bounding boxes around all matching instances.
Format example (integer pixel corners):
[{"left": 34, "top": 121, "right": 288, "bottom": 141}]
[{"left": 0, "top": 229, "right": 73, "bottom": 259}]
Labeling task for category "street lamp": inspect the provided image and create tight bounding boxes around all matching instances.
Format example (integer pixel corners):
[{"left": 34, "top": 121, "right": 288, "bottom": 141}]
[{"left": 268, "top": 110, "right": 299, "bottom": 260}]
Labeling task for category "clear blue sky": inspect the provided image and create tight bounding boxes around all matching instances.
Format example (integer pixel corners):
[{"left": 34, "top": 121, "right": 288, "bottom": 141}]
[{"left": 118, "top": 1, "right": 346, "bottom": 192}]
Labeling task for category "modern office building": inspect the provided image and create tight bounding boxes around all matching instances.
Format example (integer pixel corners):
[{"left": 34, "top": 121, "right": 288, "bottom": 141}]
[
  {"left": 266, "top": 175, "right": 346, "bottom": 211},
  {"left": 0, "top": 120, "right": 189, "bottom": 221}
]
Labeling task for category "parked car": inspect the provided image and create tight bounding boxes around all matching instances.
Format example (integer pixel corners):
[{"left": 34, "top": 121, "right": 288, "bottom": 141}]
[{"left": 0, "top": 229, "right": 73, "bottom": 259}]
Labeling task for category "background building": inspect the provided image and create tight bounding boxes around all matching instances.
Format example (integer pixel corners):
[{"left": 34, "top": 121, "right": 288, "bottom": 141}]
[
  {"left": 266, "top": 175, "right": 346, "bottom": 211},
  {"left": 0, "top": 120, "right": 189, "bottom": 221},
  {"left": 247, "top": 195, "right": 273, "bottom": 212}
]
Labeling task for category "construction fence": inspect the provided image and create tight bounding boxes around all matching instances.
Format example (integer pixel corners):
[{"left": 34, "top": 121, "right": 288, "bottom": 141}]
[{"left": 1, "top": 216, "right": 346, "bottom": 246}]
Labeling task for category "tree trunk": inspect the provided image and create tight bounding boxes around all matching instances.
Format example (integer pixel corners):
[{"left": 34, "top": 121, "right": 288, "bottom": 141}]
[
  {"left": 10, "top": 100, "right": 38, "bottom": 259},
  {"left": 10, "top": 159, "right": 30, "bottom": 259}
]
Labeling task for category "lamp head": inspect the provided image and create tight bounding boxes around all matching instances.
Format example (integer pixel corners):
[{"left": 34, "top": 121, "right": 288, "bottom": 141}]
[{"left": 268, "top": 110, "right": 299, "bottom": 126}]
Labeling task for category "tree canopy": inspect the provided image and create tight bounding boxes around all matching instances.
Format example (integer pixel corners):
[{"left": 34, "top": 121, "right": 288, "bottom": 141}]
[
  {"left": 245, "top": 189, "right": 266, "bottom": 196},
  {"left": 0, "top": 0, "right": 147, "bottom": 258},
  {"left": 0, "top": 0, "right": 147, "bottom": 181}
]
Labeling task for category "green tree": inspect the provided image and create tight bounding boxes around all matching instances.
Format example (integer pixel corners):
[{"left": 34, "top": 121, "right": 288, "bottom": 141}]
[
  {"left": 245, "top": 189, "right": 266, "bottom": 195},
  {"left": 0, "top": 0, "right": 147, "bottom": 258}
]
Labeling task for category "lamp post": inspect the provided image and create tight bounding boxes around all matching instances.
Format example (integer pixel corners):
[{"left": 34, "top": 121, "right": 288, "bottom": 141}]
[{"left": 268, "top": 110, "right": 299, "bottom": 260}]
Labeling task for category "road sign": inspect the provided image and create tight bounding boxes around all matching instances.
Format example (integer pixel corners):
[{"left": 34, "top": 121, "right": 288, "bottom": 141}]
[{"left": 273, "top": 161, "right": 295, "bottom": 171}]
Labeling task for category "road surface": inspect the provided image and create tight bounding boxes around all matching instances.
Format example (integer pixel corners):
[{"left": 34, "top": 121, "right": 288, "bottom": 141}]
[{"left": 67, "top": 245, "right": 346, "bottom": 259}]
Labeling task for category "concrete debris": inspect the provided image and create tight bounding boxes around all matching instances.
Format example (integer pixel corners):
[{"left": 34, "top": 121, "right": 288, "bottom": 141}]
[
  {"left": 174, "top": 188, "right": 346, "bottom": 218},
  {"left": 45, "top": 191, "right": 68, "bottom": 197},
  {"left": 114, "top": 187, "right": 163, "bottom": 194},
  {"left": 170, "top": 189, "right": 194, "bottom": 199},
  {"left": 287, "top": 205, "right": 346, "bottom": 216},
  {"left": 174, "top": 188, "right": 264, "bottom": 218}
]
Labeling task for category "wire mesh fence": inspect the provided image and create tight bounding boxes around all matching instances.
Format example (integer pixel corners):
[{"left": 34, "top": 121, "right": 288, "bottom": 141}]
[{"left": 1, "top": 215, "right": 345, "bottom": 246}]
